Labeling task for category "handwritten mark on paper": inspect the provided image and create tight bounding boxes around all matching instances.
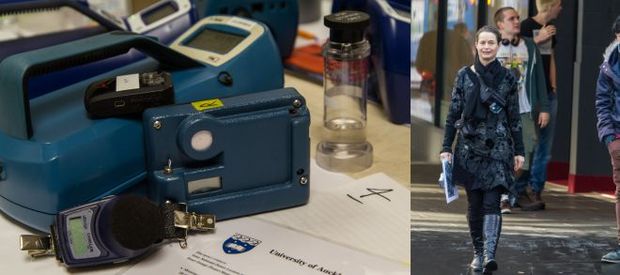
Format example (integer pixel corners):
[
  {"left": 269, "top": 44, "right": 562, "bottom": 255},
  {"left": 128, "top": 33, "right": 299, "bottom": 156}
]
[{"left": 347, "top": 188, "right": 394, "bottom": 204}]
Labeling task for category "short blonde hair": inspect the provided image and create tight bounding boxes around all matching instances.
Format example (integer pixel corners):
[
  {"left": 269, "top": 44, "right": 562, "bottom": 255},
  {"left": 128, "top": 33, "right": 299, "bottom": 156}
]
[{"left": 536, "top": 0, "right": 560, "bottom": 12}]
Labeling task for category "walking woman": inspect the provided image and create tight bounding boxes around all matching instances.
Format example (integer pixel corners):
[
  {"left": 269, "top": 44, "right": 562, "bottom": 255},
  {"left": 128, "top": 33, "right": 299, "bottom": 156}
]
[{"left": 440, "top": 25, "right": 525, "bottom": 273}]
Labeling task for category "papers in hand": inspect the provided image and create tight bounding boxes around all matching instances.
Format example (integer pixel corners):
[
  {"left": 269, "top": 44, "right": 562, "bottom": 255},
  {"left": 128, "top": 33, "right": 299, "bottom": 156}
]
[{"left": 438, "top": 158, "right": 459, "bottom": 204}]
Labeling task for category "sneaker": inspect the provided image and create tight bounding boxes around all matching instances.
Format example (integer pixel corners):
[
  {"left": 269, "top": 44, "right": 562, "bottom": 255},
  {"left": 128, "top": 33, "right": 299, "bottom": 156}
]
[
  {"left": 500, "top": 200, "right": 512, "bottom": 214},
  {"left": 602, "top": 247, "right": 620, "bottom": 263}
]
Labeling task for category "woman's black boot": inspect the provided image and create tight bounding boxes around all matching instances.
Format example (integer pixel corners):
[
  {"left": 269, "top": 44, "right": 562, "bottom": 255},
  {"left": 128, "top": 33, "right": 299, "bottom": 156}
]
[
  {"left": 482, "top": 214, "right": 502, "bottom": 273},
  {"left": 468, "top": 214, "right": 484, "bottom": 271}
]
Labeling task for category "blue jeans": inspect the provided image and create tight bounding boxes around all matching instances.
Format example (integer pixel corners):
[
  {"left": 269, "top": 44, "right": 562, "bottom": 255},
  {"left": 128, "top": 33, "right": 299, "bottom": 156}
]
[{"left": 530, "top": 93, "right": 558, "bottom": 193}]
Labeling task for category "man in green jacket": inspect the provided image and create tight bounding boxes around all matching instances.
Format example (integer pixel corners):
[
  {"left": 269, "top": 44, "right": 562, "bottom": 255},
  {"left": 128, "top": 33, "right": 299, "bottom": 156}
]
[{"left": 494, "top": 6, "right": 550, "bottom": 213}]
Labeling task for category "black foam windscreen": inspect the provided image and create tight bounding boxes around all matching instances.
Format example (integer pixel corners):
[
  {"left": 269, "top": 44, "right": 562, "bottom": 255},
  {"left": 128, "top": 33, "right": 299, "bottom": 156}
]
[{"left": 110, "top": 195, "right": 164, "bottom": 250}]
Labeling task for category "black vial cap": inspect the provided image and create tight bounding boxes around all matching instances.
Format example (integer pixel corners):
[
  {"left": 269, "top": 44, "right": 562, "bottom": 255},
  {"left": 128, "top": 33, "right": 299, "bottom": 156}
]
[{"left": 324, "top": 10, "right": 370, "bottom": 44}]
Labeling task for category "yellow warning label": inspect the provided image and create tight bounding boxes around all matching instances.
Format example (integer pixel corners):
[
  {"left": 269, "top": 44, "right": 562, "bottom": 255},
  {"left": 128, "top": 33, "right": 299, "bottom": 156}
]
[{"left": 191, "top": 99, "right": 224, "bottom": 111}]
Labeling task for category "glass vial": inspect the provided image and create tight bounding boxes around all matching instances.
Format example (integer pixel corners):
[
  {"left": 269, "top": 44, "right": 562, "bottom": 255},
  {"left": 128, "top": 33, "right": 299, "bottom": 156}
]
[{"left": 316, "top": 10, "right": 373, "bottom": 172}]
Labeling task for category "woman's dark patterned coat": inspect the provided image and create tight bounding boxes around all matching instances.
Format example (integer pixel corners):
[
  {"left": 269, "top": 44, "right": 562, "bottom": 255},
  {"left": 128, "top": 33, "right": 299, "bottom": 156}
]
[{"left": 441, "top": 66, "right": 524, "bottom": 193}]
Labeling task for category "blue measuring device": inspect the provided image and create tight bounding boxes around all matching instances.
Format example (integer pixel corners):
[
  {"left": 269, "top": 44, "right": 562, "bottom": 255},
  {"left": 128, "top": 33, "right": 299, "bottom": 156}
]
[
  {"left": 0, "top": 0, "right": 197, "bottom": 99},
  {"left": 19, "top": 195, "right": 215, "bottom": 267},
  {"left": 194, "top": 0, "right": 298, "bottom": 58},
  {"left": 0, "top": 15, "right": 284, "bottom": 232}
]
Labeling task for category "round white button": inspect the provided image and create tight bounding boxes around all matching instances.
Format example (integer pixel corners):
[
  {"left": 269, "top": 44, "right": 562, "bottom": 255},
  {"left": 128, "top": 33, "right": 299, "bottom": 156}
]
[{"left": 191, "top": 130, "right": 213, "bottom": 151}]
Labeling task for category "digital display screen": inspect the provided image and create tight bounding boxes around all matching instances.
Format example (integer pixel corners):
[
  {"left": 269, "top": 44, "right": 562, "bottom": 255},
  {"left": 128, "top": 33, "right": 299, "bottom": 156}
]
[
  {"left": 68, "top": 217, "right": 88, "bottom": 257},
  {"left": 183, "top": 28, "right": 246, "bottom": 55},
  {"left": 141, "top": 2, "right": 177, "bottom": 25}
]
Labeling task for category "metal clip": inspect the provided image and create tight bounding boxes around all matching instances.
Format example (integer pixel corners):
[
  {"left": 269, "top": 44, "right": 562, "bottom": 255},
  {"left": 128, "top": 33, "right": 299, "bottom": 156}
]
[
  {"left": 162, "top": 201, "right": 215, "bottom": 248},
  {"left": 174, "top": 210, "right": 216, "bottom": 232},
  {"left": 163, "top": 158, "right": 173, "bottom": 174},
  {"left": 20, "top": 235, "right": 55, "bottom": 257}
]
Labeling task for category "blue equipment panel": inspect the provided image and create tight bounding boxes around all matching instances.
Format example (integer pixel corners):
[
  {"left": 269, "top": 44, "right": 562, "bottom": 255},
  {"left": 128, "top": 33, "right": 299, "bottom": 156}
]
[
  {"left": 143, "top": 88, "right": 310, "bottom": 220},
  {"left": 0, "top": 16, "right": 283, "bottom": 232},
  {"left": 194, "top": 0, "right": 298, "bottom": 58},
  {"left": 332, "top": 0, "right": 411, "bottom": 124}
]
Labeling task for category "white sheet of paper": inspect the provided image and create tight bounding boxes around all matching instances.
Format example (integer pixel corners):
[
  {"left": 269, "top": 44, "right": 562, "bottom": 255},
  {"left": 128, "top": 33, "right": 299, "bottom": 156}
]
[
  {"left": 124, "top": 218, "right": 408, "bottom": 275},
  {"left": 254, "top": 161, "right": 410, "bottom": 264},
  {"left": 306, "top": 160, "right": 356, "bottom": 191}
]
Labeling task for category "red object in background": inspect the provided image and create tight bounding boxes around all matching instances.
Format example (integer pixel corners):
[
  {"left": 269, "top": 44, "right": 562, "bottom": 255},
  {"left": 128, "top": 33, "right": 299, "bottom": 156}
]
[
  {"left": 284, "top": 44, "right": 324, "bottom": 83},
  {"left": 547, "top": 161, "right": 569, "bottom": 181},
  {"left": 419, "top": 70, "right": 433, "bottom": 80},
  {"left": 419, "top": 70, "right": 436, "bottom": 97},
  {"left": 568, "top": 174, "right": 615, "bottom": 193}
]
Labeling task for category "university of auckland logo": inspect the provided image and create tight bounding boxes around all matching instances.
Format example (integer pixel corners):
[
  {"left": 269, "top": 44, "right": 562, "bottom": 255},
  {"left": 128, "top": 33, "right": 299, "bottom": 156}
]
[{"left": 222, "top": 233, "right": 262, "bottom": 254}]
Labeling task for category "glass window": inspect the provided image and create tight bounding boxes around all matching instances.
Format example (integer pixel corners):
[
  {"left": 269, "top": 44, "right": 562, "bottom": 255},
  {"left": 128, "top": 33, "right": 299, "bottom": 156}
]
[
  {"left": 438, "top": 0, "right": 477, "bottom": 128},
  {"left": 411, "top": 0, "right": 439, "bottom": 123}
]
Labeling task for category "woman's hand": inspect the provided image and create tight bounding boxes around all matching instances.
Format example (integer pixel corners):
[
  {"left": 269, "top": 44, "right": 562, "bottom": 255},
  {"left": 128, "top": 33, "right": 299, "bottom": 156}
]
[
  {"left": 514, "top": 155, "right": 525, "bottom": 171},
  {"left": 440, "top": 152, "right": 453, "bottom": 163}
]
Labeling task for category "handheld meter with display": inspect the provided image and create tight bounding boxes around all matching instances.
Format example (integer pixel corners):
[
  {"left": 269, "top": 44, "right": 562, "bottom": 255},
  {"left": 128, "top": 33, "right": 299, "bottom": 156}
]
[
  {"left": 193, "top": 0, "right": 299, "bottom": 58},
  {"left": 20, "top": 195, "right": 215, "bottom": 268},
  {"left": 171, "top": 15, "right": 271, "bottom": 67},
  {"left": 166, "top": 15, "right": 284, "bottom": 103},
  {"left": 125, "top": 0, "right": 194, "bottom": 44}
]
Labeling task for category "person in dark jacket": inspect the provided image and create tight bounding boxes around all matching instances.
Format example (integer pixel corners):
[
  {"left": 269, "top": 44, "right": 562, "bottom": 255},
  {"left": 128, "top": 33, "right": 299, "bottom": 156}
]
[
  {"left": 596, "top": 15, "right": 620, "bottom": 264},
  {"left": 440, "top": 25, "right": 525, "bottom": 273}
]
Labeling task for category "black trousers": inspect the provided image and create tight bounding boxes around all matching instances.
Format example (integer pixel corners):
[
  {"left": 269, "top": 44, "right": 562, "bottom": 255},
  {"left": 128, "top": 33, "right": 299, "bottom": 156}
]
[{"left": 466, "top": 187, "right": 502, "bottom": 216}]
